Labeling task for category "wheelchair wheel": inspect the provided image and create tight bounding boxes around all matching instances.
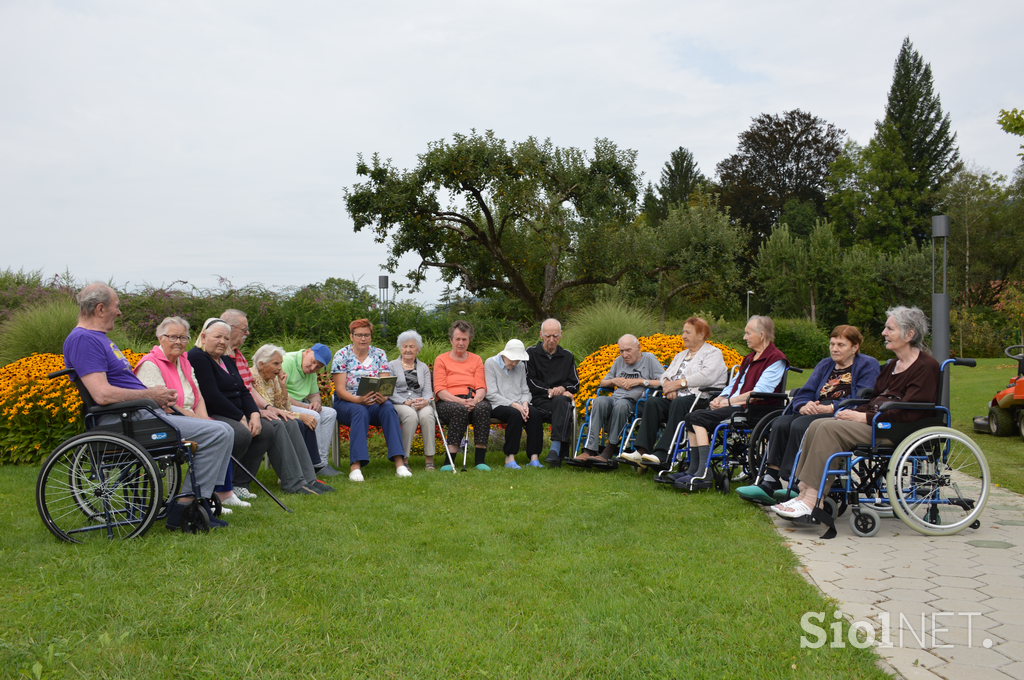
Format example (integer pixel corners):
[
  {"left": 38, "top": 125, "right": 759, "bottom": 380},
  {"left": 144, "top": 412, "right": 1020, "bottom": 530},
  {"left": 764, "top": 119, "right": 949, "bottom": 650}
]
[
  {"left": 160, "top": 459, "right": 182, "bottom": 509},
  {"left": 850, "top": 506, "right": 880, "bottom": 537},
  {"left": 886, "top": 427, "right": 989, "bottom": 536},
  {"left": 181, "top": 499, "right": 211, "bottom": 534},
  {"left": 36, "top": 432, "right": 163, "bottom": 543},
  {"left": 746, "top": 409, "right": 782, "bottom": 479}
]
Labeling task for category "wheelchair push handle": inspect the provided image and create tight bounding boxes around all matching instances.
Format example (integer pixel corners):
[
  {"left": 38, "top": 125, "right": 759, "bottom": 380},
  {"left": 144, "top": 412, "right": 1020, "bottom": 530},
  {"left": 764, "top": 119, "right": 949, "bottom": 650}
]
[
  {"left": 47, "top": 368, "right": 74, "bottom": 379},
  {"left": 940, "top": 358, "right": 976, "bottom": 372}
]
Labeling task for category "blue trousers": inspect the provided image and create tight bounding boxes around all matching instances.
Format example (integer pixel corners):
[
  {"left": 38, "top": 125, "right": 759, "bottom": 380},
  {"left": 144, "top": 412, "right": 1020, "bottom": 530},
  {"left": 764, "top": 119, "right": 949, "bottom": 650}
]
[{"left": 332, "top": 398, "right": 405, "bottom": 466}]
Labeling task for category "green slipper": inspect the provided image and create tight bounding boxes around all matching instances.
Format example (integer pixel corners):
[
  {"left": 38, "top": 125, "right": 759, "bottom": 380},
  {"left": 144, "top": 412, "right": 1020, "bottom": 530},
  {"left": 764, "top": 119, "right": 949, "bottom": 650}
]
[
  {"left": 439, "top": 464, "right": 454, "bottom": 472},
  {"left": 736, "top": 484, "right": 777, "bottom": 505},
  {"left": 773, "top": 488, "right": 798, "bottom": 502},
  {"left": 474, "top": 463, "right": 492, "bottom": 472}
]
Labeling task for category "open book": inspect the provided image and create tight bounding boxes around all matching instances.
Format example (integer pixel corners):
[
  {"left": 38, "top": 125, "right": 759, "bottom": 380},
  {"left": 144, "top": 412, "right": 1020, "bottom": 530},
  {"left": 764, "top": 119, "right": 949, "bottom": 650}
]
[{"left": 356, "top": 375, "right": 397, "bottom": 397}]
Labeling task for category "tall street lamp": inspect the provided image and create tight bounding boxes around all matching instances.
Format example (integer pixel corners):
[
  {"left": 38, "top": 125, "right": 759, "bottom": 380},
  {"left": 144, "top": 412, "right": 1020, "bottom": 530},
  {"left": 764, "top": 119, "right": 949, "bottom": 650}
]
[{"left": 746, "top": 291, "right": 754, "bottom": 319}]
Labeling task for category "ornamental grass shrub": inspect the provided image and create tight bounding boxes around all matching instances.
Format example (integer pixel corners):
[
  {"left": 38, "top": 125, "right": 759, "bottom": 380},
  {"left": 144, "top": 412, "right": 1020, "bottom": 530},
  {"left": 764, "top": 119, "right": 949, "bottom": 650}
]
[
  {"left": 0, "top": 297, "right": 79, "bottom": 366},
  {"left": 561, "top": 300, "right": 657, "bottom": 359}
]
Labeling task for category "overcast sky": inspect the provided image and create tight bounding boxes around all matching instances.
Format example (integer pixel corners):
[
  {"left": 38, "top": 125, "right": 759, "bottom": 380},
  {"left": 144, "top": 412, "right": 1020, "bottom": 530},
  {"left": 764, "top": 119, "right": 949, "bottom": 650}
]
[{"left": 1, "top": 0, "right": 1021, "bottom": 306}]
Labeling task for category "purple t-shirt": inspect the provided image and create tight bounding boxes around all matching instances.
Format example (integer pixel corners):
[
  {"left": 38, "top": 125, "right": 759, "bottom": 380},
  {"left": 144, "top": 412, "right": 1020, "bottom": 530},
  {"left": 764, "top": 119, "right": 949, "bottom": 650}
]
[{"left": 63, "top": 327, "right": 146, "bottom": 390}]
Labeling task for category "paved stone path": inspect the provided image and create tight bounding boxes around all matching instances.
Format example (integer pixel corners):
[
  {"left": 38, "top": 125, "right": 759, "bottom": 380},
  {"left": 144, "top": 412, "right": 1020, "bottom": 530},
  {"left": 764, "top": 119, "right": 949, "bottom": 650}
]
[{"left": 770, "top": 484, "right": 1024, "bottom": 679}]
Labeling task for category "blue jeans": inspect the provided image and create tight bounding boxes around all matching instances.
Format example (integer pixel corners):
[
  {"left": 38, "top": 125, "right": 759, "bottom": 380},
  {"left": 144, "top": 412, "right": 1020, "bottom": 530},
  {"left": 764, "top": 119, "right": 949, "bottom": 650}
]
[{"left": 332, "top": 398, "right": 405, "bottom": 465}]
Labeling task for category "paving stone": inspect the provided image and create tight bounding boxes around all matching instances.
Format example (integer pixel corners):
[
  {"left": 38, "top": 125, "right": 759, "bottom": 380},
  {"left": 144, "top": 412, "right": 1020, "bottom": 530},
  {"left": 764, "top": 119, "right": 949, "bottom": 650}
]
[
  {"left": 874, "top": 645, "right": 946, "bottom": 676},
  {"left": 928, "top": 641, "right": 1013, "bottom": 667},
  {"left": 927, "top": 585, "right": 992, "bottom": 602},
  {"left": 827, "top": 587, "right": 887, "bottom": 605},
  {"left": 979, "top": 584, "right": 1024, "bottom": 601},
  {"left": 928, "top": 661, "right": 1015, "bottom": 679},
  {"left": 998, "top": 660, "right": 1024, "bottom": 679},
  {"left": 922, "top": 563, "right": 983, "bottom": 579},
  {"left": 989, "top": 609, "right": 1024, "bottom": 627},
  {"left": 967, "top": 539, "right": 1018, "bottom": 550},
  {"left": 929, "top": 575, "right": 987, "bottom": 589},
  {"left": 928, "top": 598, "right": 995, "bottom": 614},
  {"left": 991, "top": 640, "right": 1024, "bottom": 663},
  {"left": 931, "top": 623, "right": 1006, "bottom": 649}
]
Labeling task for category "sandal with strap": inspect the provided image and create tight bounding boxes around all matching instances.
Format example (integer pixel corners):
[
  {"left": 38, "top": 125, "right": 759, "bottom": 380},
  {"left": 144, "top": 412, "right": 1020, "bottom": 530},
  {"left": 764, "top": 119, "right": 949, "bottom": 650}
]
[{"left": 425, "top": 463, "right": 437, "bottom": 471}]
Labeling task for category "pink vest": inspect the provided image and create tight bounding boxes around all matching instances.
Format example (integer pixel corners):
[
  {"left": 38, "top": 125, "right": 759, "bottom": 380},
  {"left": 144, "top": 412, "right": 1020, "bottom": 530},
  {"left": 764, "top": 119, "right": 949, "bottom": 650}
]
[{"left": 134, "top": 346, "right": 201, "bottom": 409}]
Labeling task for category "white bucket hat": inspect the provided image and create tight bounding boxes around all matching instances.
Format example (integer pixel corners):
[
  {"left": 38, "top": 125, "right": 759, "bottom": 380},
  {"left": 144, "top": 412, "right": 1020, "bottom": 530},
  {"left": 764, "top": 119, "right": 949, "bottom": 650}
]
[{"left": 499, "top": 339, "right": 530, "bottom": 362}]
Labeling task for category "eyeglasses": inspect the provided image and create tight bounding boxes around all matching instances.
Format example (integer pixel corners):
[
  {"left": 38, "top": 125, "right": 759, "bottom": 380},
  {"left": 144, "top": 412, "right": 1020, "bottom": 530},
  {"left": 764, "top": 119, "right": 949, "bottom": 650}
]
[
  {"left": 231, "top": 325, "right": 250, "bottom": 335},
  {"left": 352, "top": 333, "right": 372, "bottom": 339},
  {"left": 161, "top": 335, "right": 190, "bottom": 343}
]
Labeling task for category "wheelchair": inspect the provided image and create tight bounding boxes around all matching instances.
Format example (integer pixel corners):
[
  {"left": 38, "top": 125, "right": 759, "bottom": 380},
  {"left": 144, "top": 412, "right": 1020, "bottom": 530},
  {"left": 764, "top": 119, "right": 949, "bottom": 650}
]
[
  {"left": 788, "top": 358, "right": 988, "bottom": 539},
  {"left": 35, "top": 368, "right": 212, "bottom": 543},
  {"left": 567, "top": 386, "right": 656, "bottom": 470},
  {"left": 654, "top": 366, "right": 802, "bottom": 492}
]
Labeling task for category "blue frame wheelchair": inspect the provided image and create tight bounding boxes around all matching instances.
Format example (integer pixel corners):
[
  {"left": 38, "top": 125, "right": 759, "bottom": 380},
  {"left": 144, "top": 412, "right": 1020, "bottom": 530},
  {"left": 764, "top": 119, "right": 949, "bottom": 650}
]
[
  {"left": 35, "top": 368, "right": 213, "bottom": 542},
  {"left": 789, "top": 358, "right": 989, "bottom": 539},
  {"left": 654, "top": 366, "right": 802, "bottom": 492},
  {"left": 568, "top": 385, "right": 658, "bottom": 470}
]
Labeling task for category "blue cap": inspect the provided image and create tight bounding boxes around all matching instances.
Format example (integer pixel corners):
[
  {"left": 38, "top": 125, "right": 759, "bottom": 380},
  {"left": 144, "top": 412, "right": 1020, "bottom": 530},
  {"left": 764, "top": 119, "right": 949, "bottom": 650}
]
[{"left": 310, "top": 343, "right": 332, "bottom": 370}]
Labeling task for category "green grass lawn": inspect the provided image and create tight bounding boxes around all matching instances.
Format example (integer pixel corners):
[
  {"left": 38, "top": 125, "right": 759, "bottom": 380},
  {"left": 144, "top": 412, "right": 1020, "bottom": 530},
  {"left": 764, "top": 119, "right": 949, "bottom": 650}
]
[
  {"left": 5, "top": 354, "right": 1015, "bottom": 679},
  {"left": 0, "top": 456, "right": 888, "bottom": 679}
]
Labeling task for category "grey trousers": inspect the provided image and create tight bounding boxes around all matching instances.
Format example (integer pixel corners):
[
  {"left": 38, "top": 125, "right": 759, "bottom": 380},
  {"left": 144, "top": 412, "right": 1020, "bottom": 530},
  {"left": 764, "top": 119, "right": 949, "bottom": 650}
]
[
  {"left": 584, "top": 396, "right": 635, "bottom": 450},
  {"left": 263, "top": 418, "right": 318, "bottom": 493}
]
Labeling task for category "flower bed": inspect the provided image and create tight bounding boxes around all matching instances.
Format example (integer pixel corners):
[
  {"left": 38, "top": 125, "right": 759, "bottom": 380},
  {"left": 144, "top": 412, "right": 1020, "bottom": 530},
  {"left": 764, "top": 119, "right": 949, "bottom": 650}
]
[
  {"left": 574, "top": 334, "right": 745, "bottom": 415},
  {"left": 0, "top": 350, "right": 144, "bottom": 465}
]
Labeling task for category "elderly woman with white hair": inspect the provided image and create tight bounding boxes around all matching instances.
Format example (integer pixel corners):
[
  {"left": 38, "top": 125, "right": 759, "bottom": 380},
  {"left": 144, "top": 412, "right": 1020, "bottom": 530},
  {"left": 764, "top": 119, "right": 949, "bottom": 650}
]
[
  {"left": 250, "top": 343, "right": 335, "bottom": 495},
  {"left": 388, "top": 330, "right": 437, "bottom": 470},
  {"left": 773, "top": 306, "right": 940, "bottom": 524}
]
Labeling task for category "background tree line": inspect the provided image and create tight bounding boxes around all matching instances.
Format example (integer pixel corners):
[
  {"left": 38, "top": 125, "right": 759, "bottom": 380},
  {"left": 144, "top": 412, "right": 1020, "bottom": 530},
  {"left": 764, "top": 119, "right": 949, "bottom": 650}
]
[{"left": 344, "top": 36, "right": 1024, "bottom": 356}]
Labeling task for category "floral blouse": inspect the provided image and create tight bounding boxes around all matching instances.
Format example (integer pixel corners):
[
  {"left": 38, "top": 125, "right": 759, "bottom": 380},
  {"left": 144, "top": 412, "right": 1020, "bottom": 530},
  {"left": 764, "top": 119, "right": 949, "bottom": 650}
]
[
  {"left": 250, "top": 369, "right": 289, "bottom": 410},
  {"left": 331, "top": 345, "right": 390, "bottom": 393}
]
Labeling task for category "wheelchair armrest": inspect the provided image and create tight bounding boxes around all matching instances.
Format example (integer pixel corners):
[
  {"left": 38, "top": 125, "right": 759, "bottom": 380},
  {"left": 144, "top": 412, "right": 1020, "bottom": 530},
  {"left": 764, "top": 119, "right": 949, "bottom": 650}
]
[
  {"left": 855, "top": 387, "right": 875, "bottom": 399},
  {"left": 700, "top": 389, "right": 723, "bottom": 399},
  {"left": 748, "top": 391, "right": 785, "bottom": 400},
  {"left": 835, "top": 397, "right": 869, "bottom": 411},
  {"left": 88, "top": 399, "right": 161, "bottom": 415},
  {"left": 47, "top": 368, "right": 75, "bottom": 380},
  {"left": 877, "top": 401, "right": 936, "bottom": 412},
  {"left": 787, "top": 366, "right": 804, "bottom": 373}
]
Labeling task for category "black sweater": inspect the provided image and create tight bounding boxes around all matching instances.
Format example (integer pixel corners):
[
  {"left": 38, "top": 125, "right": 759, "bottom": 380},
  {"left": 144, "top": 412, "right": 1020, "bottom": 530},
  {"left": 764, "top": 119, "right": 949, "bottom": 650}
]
[
  {"left": 525, "top": 342, "right": 580, "bottom": 398},
  {"left": 187, "top": 347, "right": 259, "bottom": 421}
]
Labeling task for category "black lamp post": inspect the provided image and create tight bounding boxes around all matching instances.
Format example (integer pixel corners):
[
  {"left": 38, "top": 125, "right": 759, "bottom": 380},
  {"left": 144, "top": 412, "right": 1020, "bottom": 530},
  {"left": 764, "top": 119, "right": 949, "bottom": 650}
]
[{"left": 932, "top": 215, "right": 950, "bottom": 407}]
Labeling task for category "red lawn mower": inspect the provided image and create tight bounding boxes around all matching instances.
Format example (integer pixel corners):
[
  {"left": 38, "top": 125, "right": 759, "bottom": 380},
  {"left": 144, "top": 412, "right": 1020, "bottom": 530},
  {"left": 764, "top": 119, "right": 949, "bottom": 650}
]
[{"left": 973, "top": 345, "right": 1024, "bottom": 440}]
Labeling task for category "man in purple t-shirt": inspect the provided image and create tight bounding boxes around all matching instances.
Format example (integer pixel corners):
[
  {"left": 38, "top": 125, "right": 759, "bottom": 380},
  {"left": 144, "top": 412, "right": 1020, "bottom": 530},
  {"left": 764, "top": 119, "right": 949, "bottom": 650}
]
[{"left": 63, "top": 282, "right": 234, "bottom": 530}]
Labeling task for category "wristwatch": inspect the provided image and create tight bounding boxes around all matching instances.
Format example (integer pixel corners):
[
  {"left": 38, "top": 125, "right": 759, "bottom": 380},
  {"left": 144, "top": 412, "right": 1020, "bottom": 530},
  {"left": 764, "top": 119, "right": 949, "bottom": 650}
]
[{"left": 643, "top": 379, "right": 650, "bottom": 387}]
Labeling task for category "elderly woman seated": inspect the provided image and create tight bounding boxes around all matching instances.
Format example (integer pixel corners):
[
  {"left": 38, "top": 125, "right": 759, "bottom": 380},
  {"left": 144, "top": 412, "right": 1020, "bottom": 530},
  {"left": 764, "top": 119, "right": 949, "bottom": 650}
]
[
  {"left": 772, "top": 307, "right": 940, "bottom": 524},
  {"left": 387, "top": 330, "right": 437, "bottom": 470},
  {"left": 675, "top": 315, "right": 788, "bottom": 489},
  {"left": 485, "top": 339, "right": 542, "bottom": 469},
  {"left": 250, "top": 343, "right": 335, "bottom": 494},
  {"left": 619, "top": 317, "right": 728, "bottom": 467},
  {"left": 188, "top": 319, "right": 327, "bottom": 496},
  {"left": 134, "top": 316, "right": 235, "bottom": 524},
  {"left": 434, "top": 320, "right": 491, "bottom": 471},
  {"left": 736, "top": 325, "right": 881, "bottom": 505}
]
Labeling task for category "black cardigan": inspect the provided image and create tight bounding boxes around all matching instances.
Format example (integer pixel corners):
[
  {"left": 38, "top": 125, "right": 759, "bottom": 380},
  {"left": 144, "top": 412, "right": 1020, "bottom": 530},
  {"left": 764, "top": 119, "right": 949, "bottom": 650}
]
[{"left": 187, "top": 347, "right": 259, "bottom": 421}]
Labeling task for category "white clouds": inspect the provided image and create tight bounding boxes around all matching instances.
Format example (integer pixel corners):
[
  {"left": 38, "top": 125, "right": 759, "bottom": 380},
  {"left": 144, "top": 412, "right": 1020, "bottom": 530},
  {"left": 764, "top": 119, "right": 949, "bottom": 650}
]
[{"left": 1, "top": 0, "right": 1021, "bottom": 302}]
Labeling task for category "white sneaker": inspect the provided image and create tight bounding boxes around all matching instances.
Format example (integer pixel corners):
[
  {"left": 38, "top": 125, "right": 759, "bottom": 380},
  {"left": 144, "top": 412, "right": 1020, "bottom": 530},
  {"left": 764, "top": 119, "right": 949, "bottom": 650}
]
[
  {"left": 218, "top": 507, "right": 233, "bottom": 516},
  {"left": 222, "top": 494, "right": 251, "bottom": 508},
  {"left": 619, "top": 451, "right": 643, "bottom": 463},
  {"left": 396, "top": 465, "right": 413, "bottom": 478},
  {"left": 233, "top": 486, "right": 258, "bottom": 500},
  {"left": 349, "top": 469, "right": 364, "bottom": 482}
]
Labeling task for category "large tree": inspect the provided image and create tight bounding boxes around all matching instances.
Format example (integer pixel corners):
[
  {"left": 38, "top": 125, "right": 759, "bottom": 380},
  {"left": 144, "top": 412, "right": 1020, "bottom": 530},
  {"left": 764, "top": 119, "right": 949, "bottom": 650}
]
[
  {"left": 344, "top": 131, "right": 642, "bottom": 321},
  {"left": 715, "top": 109, "right": 845, "bottom": 263},
  {"left": 754, "top": 219, "right": 841, "bottom": 325},
  {"left": 882, "top": 37, "right": 960, "bottom": 242},
  {"left": 642, "top": 146, "right": 706, "bottom": 228}
]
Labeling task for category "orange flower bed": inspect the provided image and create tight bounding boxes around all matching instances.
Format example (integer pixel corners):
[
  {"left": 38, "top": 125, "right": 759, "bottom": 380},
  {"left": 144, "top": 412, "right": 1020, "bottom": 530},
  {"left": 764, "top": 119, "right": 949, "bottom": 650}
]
[
  {"left": 574, "top": 334, "right": 745, "bottom": 415},
  {"left": 0, "top": 350, "right": 145, "bottom": 464}
]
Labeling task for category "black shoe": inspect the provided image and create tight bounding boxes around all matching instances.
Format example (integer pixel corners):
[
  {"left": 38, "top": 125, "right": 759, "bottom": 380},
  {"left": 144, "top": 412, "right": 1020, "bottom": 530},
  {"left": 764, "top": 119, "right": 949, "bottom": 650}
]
[
  {"left": 316, "top": 464, "right": 341, "bottom": 477},
  {"left": 544, "top": 456, "right": 561, "bottom": 467},
  {"left": 311, "top": 480, "right": 336, "bottom": 493},
  {"left": 165, "top": 501, "right": 186, "bottom": 530}
]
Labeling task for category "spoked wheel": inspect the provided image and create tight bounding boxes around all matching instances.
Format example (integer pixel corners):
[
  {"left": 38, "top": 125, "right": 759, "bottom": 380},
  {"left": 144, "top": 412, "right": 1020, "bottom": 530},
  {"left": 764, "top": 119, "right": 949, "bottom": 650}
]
[
  {"left": 160, "top": 459, "right": 182, "bottom": 512},
  {"left": 36, "top": 433, "right": 163, "bottom": 543},
  {"left": 746, "top": 410, "right": 782, "bottom": 479},
  {"left": 885, "top": 427, "right": 989, "bottom": 536}
]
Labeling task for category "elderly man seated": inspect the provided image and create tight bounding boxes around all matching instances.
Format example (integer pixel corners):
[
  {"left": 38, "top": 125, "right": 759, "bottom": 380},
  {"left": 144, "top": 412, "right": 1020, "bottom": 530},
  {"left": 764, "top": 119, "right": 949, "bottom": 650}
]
[
  {"left": 525, "top": 318, "right": 580, "bottom": 467},
  {"left": 62, "top": 283, "right": 234, "bottom": 530},
  {"left": 572, "top": 334, "right": 662, "bottom": 464},
  {"left": 280, "top": 343, "right": 339, "bottom": 476}
]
